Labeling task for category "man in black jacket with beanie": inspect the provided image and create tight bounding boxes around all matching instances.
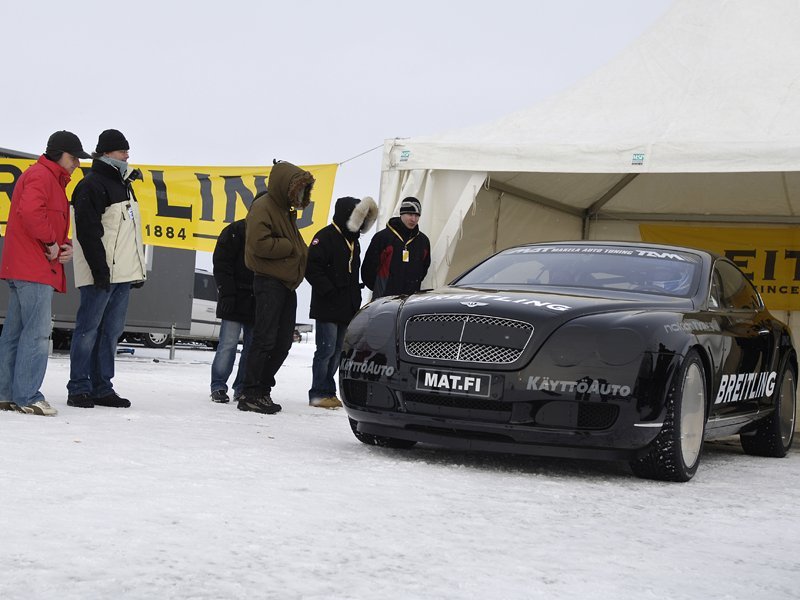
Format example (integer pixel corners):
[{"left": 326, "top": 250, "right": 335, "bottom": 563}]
[
  {"left": 305, "top": 196, "right": 377, "bottom": 408},
  {"left": 361, "top": 196, "right": 430, "bottom": 300}
]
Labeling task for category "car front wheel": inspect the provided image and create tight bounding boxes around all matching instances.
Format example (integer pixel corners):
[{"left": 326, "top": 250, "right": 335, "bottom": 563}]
[
  {"left": 348, "top": 418, "right": 417, "bottom": 449},
  {"left": 630, "top": 349, "right": 707, "bottom": 482},
  {"left": 740, "top": 360, "right": 796, "bottom": 457},
  {"left": 143, "top": 332, "right": 170, "bottom": 349}
]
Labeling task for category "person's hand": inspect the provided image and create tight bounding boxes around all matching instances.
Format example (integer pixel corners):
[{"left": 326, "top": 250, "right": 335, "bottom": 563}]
[
  {"left": 44, "top": 242, "right": 59, "bottom": 261},
  {"left": 131, "top": 280, "right": 145, "bottom": 289},
  {"left": 58, "top": 244, "right": 73, "bottom": 264},
  {"left": 94, "top": 276, "right": 111, "bottom": 292}
]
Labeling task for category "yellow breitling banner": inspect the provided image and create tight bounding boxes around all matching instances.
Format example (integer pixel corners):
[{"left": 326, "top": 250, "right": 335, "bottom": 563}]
[
  {"left": 640, "top": 224, "right": 800, "bottom": 311},
  {"left": 0, "top": 159, "right": 337, "bottom": 253}
]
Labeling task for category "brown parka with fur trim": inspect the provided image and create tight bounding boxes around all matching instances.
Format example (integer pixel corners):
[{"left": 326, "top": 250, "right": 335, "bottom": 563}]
[{"left": 244, "top": 161, "right": 314, "bottom": 290}]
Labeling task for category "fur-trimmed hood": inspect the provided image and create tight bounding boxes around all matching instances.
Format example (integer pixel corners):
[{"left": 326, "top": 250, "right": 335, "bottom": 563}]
[
  {"left": 267, "top": 160, "right": 315, "bottom": 210},
  {"left": 332, "top": 196, "right": 378, "bottom": 236}
]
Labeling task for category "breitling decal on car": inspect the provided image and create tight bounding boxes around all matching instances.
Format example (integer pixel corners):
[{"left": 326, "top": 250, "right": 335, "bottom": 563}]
[
  {"left": 527, "top": 376, "right": 632, "bottom": 397},
  {"left": 663, "top": 320, "right": 722, "bottom": 334},
  {"left": 407, "top": 294, "right": 571, "bottom": 312},
  {"left": 715, "top": 371, "right": 777, "bottom": 404},
  {"left": 340, "top": 359, "right": 395, "bottom": 378}
]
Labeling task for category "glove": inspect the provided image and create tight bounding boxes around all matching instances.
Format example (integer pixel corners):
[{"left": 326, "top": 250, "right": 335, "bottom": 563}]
[
  {"left": 131, "top": 280, "right": 145, "bottom": 289},
  {"left": 217, "top": 296, "right": 236, "bottom": 315},
  {"left": 94, "top": 276, "right": 111, "bottom": 292}
]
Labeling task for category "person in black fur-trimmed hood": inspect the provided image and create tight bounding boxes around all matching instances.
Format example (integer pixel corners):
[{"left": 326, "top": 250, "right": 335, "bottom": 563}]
[
  {"left": 67, "top": 129, "right": 146, "bottom": 410},
  {"left": 305, "top": 195, "right": 378, "bottom": 408},
  {"left": 361, "top": 196, "right": 431, "bottom": 300}
]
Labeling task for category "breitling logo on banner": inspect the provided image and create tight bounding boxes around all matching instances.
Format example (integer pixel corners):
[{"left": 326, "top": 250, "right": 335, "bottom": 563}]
[
  {"left": 0, "top": 159, "right": 338, "bottom": 252},
  {"left": 640, "top": 224, "right": 800, "bottom": 311}
]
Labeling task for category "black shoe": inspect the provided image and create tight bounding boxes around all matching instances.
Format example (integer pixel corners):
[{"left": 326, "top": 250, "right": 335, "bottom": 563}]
[
  {"left": 93, "top": 392, "right": 131, "bottom": 408},
  {"left": 67, "top": 393, "right": 95, "bottom": 408},
  {"left": 210, "top": 390, "right": 230, "bottom": 403},
  {"left": 237, "top": 396, "right": 282, "bottom": 415}
]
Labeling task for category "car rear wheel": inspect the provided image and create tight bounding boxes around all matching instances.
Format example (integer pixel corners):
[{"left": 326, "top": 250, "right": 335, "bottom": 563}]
[
  {"left": 143, "top": 332, "right": 170, "bottom": 348},
  {"left": 740, "top": 361, "right": 796, "bottom": 457},
  {"left": 630, "top": 349, "right": 707, "bottom": 482},
  {"left": 348, "top": 418, "right": 417, "bottom": 449}
]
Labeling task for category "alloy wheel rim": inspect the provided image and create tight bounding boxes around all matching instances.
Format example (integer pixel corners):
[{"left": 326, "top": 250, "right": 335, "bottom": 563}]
[
  {"left": 779, "top": 370, "right": 797, "bottom": 445},
  {"left": 680, "top": 363, "right": 705, "bottom": 467}
]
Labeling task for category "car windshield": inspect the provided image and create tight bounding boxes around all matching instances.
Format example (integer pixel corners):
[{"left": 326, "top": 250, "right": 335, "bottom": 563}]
[{"left": 452, "top": 245, "right": 701, "bottom": 298}]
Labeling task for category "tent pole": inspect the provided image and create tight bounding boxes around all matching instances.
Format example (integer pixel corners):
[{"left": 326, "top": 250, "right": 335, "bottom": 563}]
[{"left": 582, "top": 173, "right": 639, "bottom": 239}]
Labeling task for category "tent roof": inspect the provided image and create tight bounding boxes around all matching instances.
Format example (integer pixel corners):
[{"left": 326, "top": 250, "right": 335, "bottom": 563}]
[{"left": 385, "top": 0, "right": 800, "bottom": 174}]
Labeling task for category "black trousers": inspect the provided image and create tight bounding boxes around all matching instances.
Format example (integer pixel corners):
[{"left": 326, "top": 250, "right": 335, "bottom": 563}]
[{"left": 241, "top": 275, "right": 297, "bottom": 398}]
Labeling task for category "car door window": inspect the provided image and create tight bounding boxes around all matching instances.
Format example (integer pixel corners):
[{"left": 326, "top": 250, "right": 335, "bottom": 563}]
[
  {"left": 714, "top": 260, "right": 762, "bottom": 310},
  {"left": 193, "top": 273, "right": 218, "bottom": 302}
]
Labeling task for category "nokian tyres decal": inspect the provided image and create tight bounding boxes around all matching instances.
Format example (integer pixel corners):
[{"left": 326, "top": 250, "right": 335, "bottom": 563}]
[{"left": 715, "top": 371, "right": 776, "bottom": 404}]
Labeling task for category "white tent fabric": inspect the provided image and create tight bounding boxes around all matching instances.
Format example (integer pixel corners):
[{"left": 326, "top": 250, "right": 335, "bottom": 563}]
[{"left": 378, "top": 0, "right": 800, "bottom": 292}]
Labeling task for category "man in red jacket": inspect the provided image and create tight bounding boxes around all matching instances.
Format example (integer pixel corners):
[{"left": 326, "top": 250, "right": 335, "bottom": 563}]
[{"left": 0, "top": 130, "right": 89, "bottom": 416}]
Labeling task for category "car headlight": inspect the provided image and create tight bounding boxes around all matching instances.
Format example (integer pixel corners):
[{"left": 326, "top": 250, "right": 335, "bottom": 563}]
[
  {"left": 345, "top": 301, "right": 399, "bottom": 351},
  {"left": 548, "top": 324, "right": 645, "bottom": 367}
]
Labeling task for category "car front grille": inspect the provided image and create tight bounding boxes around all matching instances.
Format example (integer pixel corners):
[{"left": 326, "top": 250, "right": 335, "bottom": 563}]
[{"left": 404, "top": 313, "right": 534, "bottom": 364}]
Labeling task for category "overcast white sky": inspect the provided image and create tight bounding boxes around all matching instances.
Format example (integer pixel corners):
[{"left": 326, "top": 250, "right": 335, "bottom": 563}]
[
  {"left": 4, "top": 1, "right": 673, "bottom": 307},
  {"left": 5, "top": 0, "right": 672, "bottom": 202}
]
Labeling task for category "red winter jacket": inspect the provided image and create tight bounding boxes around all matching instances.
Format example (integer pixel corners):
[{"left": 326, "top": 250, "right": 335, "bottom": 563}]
[{"left": 0, "top": 156, "right": 72, "bottom": 293}]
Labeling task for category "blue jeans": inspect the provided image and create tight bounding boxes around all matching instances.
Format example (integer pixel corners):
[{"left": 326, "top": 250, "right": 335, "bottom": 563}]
[
  {"left": 242, "top": 275, "right": 296, "bottom": 398},
  {"left": 67, "top": 283, "right": 131, "bottom": 397},
  {"left": 309, "top": 321, "right": 348, "bottom": 401},
  {"left": 0, "top": 280, "right": 54, "bottom": 407},
  {"left": 210, "top": 319, "right": 253, "bottom": 397}
]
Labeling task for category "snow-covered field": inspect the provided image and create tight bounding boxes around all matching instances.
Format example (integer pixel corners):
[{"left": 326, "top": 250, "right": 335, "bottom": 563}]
[{"left": 1, "top": 341, "right": 798, "bottom": 600}]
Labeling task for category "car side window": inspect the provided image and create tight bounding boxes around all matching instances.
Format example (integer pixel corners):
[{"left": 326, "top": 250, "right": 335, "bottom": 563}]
[
  {"left": 713, "top": 260, "right": 762, "bottom": 310},
  {"left": 193, "top": 272, "right": 218, "bottom": 302}
]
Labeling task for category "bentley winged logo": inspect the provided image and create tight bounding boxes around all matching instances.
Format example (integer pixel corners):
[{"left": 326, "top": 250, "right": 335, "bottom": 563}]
[{"left": 460, "top": 301, "right": 488, "bottom": 308}]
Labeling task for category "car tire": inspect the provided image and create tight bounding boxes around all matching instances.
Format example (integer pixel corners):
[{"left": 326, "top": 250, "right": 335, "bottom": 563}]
[
  {"left": 740, "top": 360, "right": 796, "bottom": 457},
  {"left": 630, "top": 349, "right": 707, "bottom": 482},
  {"left": 348, "top": 418, "right": 417, "bottom": 449},
  {"left": 143, "top": 332, "right": 170, "bottom": 349}
]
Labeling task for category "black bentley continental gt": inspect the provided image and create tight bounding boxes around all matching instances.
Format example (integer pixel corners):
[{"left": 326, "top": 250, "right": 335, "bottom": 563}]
[{"left": 340, "top": 241, "right": 797, "bottom": 481}]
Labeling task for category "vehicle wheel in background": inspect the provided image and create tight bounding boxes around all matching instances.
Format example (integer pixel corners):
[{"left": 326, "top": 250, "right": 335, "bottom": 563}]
[
  {"left": 52, "top": 329, "right": 72, "bottom": 350},
  {"left": 143, "top": 332, "right": 170, "bottom": 348},
  {"left": 630, "top": 349, "right": 707, "bottom": 482},
  {"left": 348, "top": 418, "right": 417, "bottom": 449},
  {"left": 740, "top": 361, "right": 796, "bottom": 457}
]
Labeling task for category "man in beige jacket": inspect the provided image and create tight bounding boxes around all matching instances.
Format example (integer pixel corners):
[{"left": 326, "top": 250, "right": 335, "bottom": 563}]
[{"left": 67, "top": 129, "right": 146, "bottom": 410}]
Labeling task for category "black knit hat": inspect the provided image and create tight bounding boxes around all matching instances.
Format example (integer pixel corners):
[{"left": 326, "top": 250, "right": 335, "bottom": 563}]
[
  {"left": 399, "top": 196, "right": 421, "bottom": 215},
  {"left": 46, "top": 130, "right": 90, "bottom": 159},
  {"left": 95, "top": 129, "right": 130, "bottom": 154}
]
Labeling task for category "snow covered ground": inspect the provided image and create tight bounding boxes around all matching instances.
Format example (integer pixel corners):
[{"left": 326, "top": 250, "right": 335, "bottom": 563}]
[{"left": 1, "top": 340, "right": 799, "bottom": 600}]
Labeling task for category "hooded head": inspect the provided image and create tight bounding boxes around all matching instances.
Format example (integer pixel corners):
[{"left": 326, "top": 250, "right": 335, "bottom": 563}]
[
  {"left": 268, "top": 160, "right": 315, "bottom": 210},
  {"left": 332, "top": 196, "right": 378, "bottom": 237}
]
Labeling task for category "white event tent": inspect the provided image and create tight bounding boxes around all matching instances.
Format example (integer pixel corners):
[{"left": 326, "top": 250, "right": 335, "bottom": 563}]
[{"left": 378, "top": 0, "right": 800, "bottom": 338}]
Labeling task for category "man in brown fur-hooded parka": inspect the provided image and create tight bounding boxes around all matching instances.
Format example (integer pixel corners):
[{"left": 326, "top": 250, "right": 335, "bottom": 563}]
[
  {"left": 304, "top": 195, "right": 378, "bottom": 408},
  {"left": 239, "top": 160, "right": 314, "bottom": 414}
]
